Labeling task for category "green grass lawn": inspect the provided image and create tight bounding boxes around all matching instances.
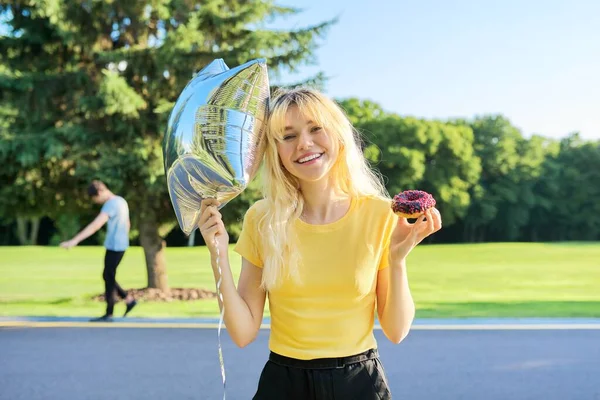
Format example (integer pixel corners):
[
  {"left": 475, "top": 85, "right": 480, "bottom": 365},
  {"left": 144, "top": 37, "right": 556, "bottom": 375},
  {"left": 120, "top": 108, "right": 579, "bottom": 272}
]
[{"left": 1, "top": 242, "right": 599, "bottom": 318}]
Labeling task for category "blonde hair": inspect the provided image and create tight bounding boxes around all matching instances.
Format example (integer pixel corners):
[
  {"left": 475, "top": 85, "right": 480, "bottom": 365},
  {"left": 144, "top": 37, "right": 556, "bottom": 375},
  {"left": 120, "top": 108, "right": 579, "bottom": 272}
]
[{"left": 257, "top": 87, "right": 388, "bottom": 290}]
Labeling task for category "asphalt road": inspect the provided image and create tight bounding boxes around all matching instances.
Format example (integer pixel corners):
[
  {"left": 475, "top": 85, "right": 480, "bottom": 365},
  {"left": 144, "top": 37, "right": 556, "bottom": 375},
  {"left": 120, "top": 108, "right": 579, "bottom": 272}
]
[{"left": 1, "top": 327, "right": 599, "bottom": 400}]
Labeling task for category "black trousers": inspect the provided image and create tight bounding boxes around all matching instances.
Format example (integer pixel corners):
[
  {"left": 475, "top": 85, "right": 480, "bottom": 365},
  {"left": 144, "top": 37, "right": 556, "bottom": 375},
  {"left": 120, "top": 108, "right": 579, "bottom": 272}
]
[
  {"left": 103, "top": 250, "right": 128, "bottom": 315},
  {"left": 253, "top": 348, "right": 391, "bottom": 399}
]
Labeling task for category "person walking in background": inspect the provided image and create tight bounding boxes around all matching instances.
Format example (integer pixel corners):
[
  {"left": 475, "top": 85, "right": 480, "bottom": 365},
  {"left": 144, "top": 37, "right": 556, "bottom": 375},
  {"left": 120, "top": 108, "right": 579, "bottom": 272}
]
[{"left": 60, "top": 180, "right": 137, "bottom": 322}]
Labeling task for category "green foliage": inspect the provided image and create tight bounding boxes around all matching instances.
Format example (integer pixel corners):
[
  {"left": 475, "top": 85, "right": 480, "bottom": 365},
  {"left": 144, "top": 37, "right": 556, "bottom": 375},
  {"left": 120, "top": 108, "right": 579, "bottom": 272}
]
[
  {"left": 98, "top": 70, "right": 147, "bottom": 118},
  {"left": 355, "top": 114, "right": 481, "bottom": 225},
  {"left": 339, "top": 98, "right": 599, "bottom": 243},
  {"left": 337, "top": 98, "right": 385, "bottom": 126},
  {"left": 1, "top": 3, "right": 598, "bottom": 247},
  {"left": 533, "top": 135, "right": 600, "bottom": 241},
  {"left": 0, "top": 1, "right": 333, "bottom": 248},
  {"left": 49, "top": 214, "right": 81, "bottom": 246}
]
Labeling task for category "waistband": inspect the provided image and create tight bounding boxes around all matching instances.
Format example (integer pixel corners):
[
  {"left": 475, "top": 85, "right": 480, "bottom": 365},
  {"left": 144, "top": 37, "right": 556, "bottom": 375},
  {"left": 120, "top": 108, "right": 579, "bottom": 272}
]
[{"left": 268, "top": 348, "right": 379, "bottom": 370}]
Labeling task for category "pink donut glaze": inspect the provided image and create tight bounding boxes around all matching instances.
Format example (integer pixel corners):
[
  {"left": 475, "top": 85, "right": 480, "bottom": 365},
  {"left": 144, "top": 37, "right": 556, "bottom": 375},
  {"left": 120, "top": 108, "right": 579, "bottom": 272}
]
[{"left": 391, "top": 190, "right": 436, "bottom": 216}]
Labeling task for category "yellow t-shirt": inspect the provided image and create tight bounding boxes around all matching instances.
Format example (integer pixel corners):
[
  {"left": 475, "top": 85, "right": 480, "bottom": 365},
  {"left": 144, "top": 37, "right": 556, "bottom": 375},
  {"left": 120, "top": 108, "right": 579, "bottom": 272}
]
[{"left": 234, "top": 195, "right": 398, "bottom": 360}]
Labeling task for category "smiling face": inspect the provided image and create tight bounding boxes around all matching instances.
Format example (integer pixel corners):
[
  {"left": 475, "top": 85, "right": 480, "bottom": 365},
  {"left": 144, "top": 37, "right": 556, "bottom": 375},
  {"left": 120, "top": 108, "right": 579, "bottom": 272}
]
[{"left": 275, "top": 105, "right": 339, "bottom": 185}]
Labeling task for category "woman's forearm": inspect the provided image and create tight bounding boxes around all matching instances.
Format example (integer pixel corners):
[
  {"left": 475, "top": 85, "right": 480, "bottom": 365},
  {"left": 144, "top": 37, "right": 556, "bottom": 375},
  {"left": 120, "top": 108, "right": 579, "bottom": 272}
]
[
  {"left": 379, "top": 262, "right": 415, "bottom": 344},
  {"left": 210, "top": 252, "right": 260, "bottom": 347}
]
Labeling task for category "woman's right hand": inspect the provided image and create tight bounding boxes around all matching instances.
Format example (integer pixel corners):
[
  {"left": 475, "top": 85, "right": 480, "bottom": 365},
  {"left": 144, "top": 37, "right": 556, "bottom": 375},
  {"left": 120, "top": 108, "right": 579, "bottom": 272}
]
[{"left": 198, "top": 198, "right": 229, "bottom": 255}]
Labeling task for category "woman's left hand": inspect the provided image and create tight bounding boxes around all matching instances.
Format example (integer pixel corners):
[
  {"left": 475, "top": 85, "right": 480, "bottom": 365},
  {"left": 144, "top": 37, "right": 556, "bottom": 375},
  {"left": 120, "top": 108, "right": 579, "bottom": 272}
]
[{"left": 389, "top": 208, "right": 442, "bottom": 267}]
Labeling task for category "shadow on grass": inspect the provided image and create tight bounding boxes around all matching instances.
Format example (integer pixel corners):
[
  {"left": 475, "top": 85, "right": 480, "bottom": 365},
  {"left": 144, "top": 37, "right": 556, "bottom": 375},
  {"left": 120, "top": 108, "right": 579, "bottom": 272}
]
[
  {"left": 48, "top": 298, "right": 73, "bottom": 305},
  {"left": 2, "top": 299, "right": 599, "bottom": 319},
  {"left": 544, "top": 241, "right": 600, "bottom": 247},
  {"left": 1, "top": 298, "right": 77, "bottom": 305},
  {"left": 416, "top": 300, "right": 600, "bottom": 318}
]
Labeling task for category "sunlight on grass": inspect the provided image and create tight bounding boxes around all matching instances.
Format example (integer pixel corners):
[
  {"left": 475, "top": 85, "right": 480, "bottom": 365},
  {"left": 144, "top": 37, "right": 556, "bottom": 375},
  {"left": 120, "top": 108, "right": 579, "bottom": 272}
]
[{"left": 1, "top": 243, "right": 599, "bottom": 318}]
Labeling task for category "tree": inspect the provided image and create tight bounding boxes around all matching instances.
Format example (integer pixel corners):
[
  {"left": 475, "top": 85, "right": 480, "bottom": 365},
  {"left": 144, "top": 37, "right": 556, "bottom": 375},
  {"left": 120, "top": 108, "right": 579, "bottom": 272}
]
[
  {"left": 533, "top": 134, "right": 600, "bottom": 241},
  {"left": 489, "top": 134, "right": 554, "bottom": 241},
  {"left": 458, "top": 115, "right": 523, "bottom": 242},
  {"left": 0, "top": 1, "right": 333, "bottom": 291},
  {"left": 351, "top": 109, "right": 481, "bottom": 228},
  {"left": 337, "top": 98, "right": 385, "bottom": 126}
]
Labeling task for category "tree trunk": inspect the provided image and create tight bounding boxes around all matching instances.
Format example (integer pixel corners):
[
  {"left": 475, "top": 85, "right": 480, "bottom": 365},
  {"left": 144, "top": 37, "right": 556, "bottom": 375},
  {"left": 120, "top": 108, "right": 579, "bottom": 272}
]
[
  {"left": 15, "top": 216, "right": 40, "bottom": 245},
  {"left": 138, "top": 215, "right": 169, "bottom": 293},
  {"left": 16, "top": 217, "right": 27, "bottom": 245},
  {"left": 29, "top": 218, "right": 40, "bottom": 244},
  {"left": 463, "top": 222, "right": 474, "bottom": 243}
]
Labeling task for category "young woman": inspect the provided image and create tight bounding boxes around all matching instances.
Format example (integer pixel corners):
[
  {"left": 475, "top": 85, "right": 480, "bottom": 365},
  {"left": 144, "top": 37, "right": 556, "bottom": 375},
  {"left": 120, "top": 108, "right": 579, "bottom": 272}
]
[{"left": 198, "top": 88, "right": 442, "bottom": 399}]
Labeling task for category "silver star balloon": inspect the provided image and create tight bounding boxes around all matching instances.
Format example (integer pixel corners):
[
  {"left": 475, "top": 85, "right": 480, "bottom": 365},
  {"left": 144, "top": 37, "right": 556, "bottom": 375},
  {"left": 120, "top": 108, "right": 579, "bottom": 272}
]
[{"left": 163, "top": 58, "right": 270, "bottom": 235}]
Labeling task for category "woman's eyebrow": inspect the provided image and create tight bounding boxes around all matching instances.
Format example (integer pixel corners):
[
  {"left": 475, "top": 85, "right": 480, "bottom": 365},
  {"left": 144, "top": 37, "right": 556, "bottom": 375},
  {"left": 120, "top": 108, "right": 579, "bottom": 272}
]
[{"left": 284, "top": 120, "right": 315, "bottom": 131}]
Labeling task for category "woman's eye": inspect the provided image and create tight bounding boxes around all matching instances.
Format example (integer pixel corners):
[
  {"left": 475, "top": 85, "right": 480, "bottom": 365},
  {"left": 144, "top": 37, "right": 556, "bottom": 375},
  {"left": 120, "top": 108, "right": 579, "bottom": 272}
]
[
  {"left": 283, "top": 134, "right": 296, "bottom": 141},
  {"left": 310, "top": 126, "right": 322, "bottom": 133}
]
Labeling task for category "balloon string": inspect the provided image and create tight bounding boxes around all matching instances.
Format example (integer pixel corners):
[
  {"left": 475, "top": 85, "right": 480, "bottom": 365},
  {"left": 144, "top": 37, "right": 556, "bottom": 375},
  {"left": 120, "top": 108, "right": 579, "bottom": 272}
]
[{"left": 214, "top": 237, "right": 226, "bottom": 400}]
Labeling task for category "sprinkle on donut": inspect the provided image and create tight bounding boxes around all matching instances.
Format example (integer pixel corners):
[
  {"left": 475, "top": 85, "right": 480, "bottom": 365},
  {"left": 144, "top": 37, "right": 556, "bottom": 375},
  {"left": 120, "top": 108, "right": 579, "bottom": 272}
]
[{"left": 391, "top": 190, "right": 436, "bottom": 218}]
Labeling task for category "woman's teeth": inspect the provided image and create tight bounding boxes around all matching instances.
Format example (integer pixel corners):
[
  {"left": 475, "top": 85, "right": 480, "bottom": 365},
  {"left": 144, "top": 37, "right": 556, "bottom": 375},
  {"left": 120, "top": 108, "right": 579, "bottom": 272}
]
[{"left": 297, "top": 153, "right": 322, "bottom": 164}]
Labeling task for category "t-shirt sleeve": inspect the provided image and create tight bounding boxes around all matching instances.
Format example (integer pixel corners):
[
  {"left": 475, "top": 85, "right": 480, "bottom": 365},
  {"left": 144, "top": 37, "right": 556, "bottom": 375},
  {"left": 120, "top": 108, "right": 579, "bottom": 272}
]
[
  {"left": 101, "top": 199, "right": 116, "bottom": 218},
  {"left": 378, "top": 210, "right": 398, "bottom": 270},
  {"left": 234, "top": 205, "right": 264, "bottom": 268}
]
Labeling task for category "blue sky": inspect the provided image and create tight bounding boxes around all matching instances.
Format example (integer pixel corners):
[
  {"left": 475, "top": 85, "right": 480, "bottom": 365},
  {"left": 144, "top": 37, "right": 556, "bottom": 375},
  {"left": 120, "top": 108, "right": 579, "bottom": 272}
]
[
  {"left": 271, "top": 0, "right": 600, "bottom": 140},
  {"left": 2, "top": 2, "right": 597, "bottom": 140}
]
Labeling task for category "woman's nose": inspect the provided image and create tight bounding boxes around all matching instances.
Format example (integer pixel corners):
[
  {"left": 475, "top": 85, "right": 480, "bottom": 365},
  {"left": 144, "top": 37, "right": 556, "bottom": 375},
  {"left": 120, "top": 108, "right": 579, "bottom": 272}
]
[{"left": 297, "top": 131, "right": 313, "bottom": 150}]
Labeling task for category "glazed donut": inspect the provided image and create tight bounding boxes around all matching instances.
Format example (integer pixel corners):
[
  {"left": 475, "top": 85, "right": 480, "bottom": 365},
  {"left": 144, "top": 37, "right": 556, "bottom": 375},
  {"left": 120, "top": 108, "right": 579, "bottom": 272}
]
[{"left": 391, "top": 190, "right": 436, "bottom": 218}]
